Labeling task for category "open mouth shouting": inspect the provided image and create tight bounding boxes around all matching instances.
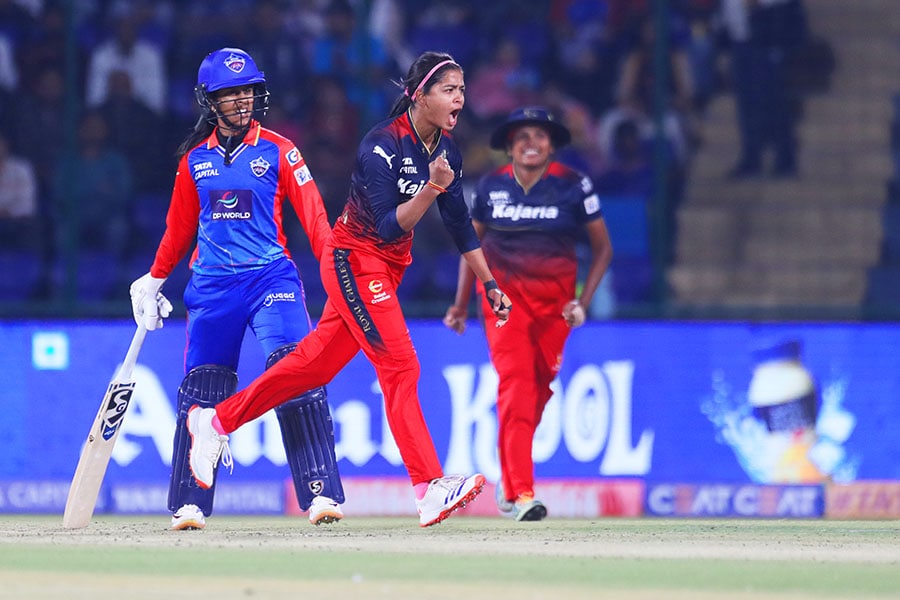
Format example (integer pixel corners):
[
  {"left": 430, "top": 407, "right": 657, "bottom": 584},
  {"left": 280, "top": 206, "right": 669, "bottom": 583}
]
[{"left": 447, "top": 108, "right": 461, "bottom": 130}]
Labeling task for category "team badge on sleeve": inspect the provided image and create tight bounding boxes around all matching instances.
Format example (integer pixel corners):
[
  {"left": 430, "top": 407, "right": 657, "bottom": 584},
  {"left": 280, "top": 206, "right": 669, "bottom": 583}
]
[
  {"left": 294, "top": 165, "right": 313, "bottom": 186},
  {"left": 286, "top": 148, "right": 301, "bottom": 165},
  {"left": 584, "top": 193, "right": 600, "bottom": 215}
]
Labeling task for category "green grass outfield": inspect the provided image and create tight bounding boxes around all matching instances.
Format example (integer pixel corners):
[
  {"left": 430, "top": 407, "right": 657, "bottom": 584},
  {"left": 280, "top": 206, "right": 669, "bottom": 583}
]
[{"left": 0, "top": 516, "right": 897, "bottom": 599}]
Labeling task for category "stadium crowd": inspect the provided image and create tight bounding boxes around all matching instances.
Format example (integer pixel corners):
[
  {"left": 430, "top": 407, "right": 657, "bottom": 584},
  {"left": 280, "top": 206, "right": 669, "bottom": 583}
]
[{"left": 0, "top": 0, "right": 723, "bottom": 314}]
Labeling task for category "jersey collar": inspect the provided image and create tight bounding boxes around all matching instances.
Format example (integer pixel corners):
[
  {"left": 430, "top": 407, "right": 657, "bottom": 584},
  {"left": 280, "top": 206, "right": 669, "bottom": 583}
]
[
  {"left": 404, "top": 109, "right": 443, "bottom": 156},
  {"left": 206, "top": 119, "right": 262, "bottom": 149}
]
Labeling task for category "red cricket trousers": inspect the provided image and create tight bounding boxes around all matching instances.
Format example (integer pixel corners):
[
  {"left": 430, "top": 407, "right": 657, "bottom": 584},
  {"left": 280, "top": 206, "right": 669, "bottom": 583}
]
[
  {"left": 481, "top": 276, "right": 572, "bottom": 502},
  {"left": 215, "top": 239, "right": 444, "bottom": 485}
]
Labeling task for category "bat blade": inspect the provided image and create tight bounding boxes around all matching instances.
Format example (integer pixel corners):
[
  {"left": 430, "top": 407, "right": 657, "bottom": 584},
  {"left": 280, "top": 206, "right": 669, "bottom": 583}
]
[{"left": 62, "top": 326, "right": 147, "bottom": 529}]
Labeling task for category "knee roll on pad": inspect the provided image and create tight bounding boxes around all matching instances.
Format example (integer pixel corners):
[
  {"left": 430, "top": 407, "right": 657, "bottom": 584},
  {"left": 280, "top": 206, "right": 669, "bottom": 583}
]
[
  {"left": 265, "top": 343, "right": 296, "bottom": 369},
  {"left": 268, "top": 344, "right": 345, "bottom": 510},
  {"left": 167, "top": 365, "right": 238, "bottom": 515}
]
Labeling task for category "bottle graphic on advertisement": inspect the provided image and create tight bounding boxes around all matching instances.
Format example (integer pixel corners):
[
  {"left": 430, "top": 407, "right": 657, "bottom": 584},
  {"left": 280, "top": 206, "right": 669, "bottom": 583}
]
[{"left": 747, "top": 339, "right": 824, "bottom": 483}]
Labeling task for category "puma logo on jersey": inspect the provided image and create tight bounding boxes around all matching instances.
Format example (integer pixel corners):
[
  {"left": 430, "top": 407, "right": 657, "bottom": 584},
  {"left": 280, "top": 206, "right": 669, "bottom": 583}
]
[{"left": 373, "top": 145, "right": 395, "bottom": 168}]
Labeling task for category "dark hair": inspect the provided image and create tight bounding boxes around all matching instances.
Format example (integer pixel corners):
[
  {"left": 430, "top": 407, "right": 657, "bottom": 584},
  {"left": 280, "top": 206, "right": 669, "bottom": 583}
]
[
  {"left": 388, "top": 51, "right": 460, "bottom": 117},
  {"left": 176, "top": 109, "right": 215, "bottom": 159}
]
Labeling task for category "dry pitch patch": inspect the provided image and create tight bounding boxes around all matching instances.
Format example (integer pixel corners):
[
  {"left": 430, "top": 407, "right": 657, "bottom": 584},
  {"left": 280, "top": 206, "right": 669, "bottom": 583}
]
[
  {"left": 0, "top": 516, "right": 897, "bottom": 600},
  {"left": 1, "top": 516, "right": 896, "bottom": 562}
]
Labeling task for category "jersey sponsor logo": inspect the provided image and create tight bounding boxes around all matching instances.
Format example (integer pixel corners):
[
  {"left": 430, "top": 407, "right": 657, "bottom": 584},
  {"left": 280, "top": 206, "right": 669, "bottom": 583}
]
[
  {"left": 193, "top": 160, "right": 219, "bottom": 180},
  {"left": 249, "top": 155, "right": 271, "bottom": 177},
  {"left": 286, "top": 148, "right": 301, "bottom": 165},
  {"left": 224, "top": 52, "right": 246, "bottom": 73},
  {"left": 333, "top": 248, "right": 386, "bottom": 351},
  {"left": 293, "top": 165, "right": 313, "bottom": 186},
  {"left": 211, "top": 189, "right": 252, "bottom": 220},
  {"left": 263, "top": 291, "right": 296, "bottom": 307},
  {"left": 398, "top": 178, "right": 425, "bottom": 196},
  {"left": 492, "top": 203, "right": 560, "bottom": 221},
  {"left": 489, "top": 190, "right": 510, "bottom": 202},
  {"left": 399, "top": 164, "right": 418, "bottom": 175},
  {"left": 367, "top": 279, "right": 392, "bottom": 305},
  {"left": 373, "top": 145, "right": 395, "bottom": 168},
  {"left": 584, "top": 193, "right": 600, "bottom": 215}
]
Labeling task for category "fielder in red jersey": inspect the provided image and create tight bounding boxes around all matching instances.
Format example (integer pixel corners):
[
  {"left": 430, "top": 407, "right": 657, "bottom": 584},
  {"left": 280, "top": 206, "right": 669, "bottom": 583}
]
[
  {"left": 444, "top": 107, "right": 613, "bottom": 521},
  {"left": 185, "top": 51, "right": 512, "bottom": 528}
]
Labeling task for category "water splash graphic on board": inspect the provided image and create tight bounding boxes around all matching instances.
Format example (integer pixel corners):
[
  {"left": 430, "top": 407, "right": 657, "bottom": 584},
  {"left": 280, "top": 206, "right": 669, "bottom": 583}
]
[{"left": 701, "top": 371, "right": 859, "bottom": 483}]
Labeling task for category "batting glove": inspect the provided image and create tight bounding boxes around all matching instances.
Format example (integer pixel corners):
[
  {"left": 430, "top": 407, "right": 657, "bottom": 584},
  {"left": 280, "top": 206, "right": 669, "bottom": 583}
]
[{"left": 130, "top": 272, "right": 172, "bottom": 331}]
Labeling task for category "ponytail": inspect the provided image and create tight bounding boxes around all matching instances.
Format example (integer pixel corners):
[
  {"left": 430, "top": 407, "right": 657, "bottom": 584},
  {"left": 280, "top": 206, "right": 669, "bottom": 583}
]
[
  {"left": 388, "top": 51, "right": 460, "bottom": 118},
  {"left": 176, "top": 109, "right": 215, "bottom": 159}
]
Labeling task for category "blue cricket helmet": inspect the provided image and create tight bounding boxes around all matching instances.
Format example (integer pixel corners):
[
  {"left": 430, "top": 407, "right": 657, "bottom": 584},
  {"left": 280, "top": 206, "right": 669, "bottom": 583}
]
[
  {"left": 197, "top": 47, "right": 265, "bottom": 92},
  {"left": 194, "top": 48, "right": 269, "bottom": 115}
]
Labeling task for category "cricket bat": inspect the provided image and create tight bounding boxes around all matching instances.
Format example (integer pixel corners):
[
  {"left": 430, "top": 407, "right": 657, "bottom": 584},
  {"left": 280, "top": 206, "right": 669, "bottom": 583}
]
[{"left": 62, "top": 325, "right": 148, "bottom": 529}]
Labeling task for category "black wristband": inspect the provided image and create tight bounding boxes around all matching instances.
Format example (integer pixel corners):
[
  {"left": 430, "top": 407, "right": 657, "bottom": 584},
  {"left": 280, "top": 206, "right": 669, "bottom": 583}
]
[{"left": 483, "top": 279, "right": 499, "bottom": 293}]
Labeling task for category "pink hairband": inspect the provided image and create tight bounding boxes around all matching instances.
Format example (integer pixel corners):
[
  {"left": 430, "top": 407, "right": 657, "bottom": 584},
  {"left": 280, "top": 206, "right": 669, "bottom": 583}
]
[{"left": 404, "top": 59, "right": 458, "bottom": 98}]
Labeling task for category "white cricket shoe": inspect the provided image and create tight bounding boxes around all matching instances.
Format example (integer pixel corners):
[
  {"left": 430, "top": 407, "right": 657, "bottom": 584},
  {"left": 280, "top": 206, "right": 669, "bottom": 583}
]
[
  {"left": 186, "top": 406, "right": 232, "bottom": 490},
  {"left": 416, "top": 473, "right": 486, "bottom": 527},
  {"left": 513, "top": 493, "right": 548, "bottom": 522},
  {"left": 308, "top": 496, "right": 343, "bottom": 526},
  {"left": 170, "top": 503, "right": 205, "bottom": 531},
  {"left": 495, "top": 479, "right": 515, "bottom": 516}
]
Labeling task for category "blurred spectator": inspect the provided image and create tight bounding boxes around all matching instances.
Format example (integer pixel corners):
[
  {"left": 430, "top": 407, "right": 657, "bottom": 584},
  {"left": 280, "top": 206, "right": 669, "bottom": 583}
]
[
  {"left": 299, "top": 75, "right": 359, "bottom": 221},
  {"left": 480, "top": 2, "right": 551, "bottom": 74},
  {"left": 616, "top": 13, "right": 695, "bottom": 138},
  {"left": 0, "top": 131, "right": 39, "bottom": 250},
  {"left": 11, "top": 65, "right": 66, "bottom": 203},
  {"left": 548, "top": 0, "right": 617, "bottom": 117},
  {"left": 467, "top": 37, "right": 540, "bottom": 121},
  {"left": 678, "top": 0, "right": 720, "bottom": 112},
  {"left": 17, "top": 1, "right": 70, "bottom": 79},
  {"left": 166, "top": 2, "right": 239, "bottom": 122},
  {"left": 543, "top": 81, "right": 604, "bottom": 175},
  {"left": 595, "top": 117, "right": 654, "bottom": 198},
  {"left": 406, "top": 0, "right": 480, "bottom": 71},
  {"left": 597, "top": 12, "right": 693, "bottom": 180},
  {"left": 369, "top": 0, "right": 415, "bottom": 71},
  {"left": 98, "top": 69, "right": 169, "bottom": 195},
  {"left": 239, "top": 0, "right": 312, "bottom": 118},
  {"left": 720, "top": 0, "right": 808, "bottom": 178},
  {"left": 0, "top": 32, "right": 17, "bottom": 94},
  {"left": 85, "top": 7, "right": 167, "bottom": 114},
  {"left": 53, "top": 110, "right": 133, "bottom": 259},
  {"left": 0, "top": 0, "right": 36, "bottom": 61},
  {"left": 310, "top": 0, "right": 394, "bottom": 128}
]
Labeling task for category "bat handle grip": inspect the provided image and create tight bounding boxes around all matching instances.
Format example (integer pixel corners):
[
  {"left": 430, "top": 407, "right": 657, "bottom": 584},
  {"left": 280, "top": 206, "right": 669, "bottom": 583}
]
[{"left": 117, "top": 325, "right": 147, "bottom": 381}]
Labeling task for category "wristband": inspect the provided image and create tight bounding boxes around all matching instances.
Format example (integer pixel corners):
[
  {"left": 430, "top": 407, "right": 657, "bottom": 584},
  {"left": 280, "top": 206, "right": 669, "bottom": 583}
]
[
  {"left": 427, "top": 180, "right": 448, "bottom": 194},
  {"left": 483, "top": 279, "right": 499, "bottom": 293}
]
